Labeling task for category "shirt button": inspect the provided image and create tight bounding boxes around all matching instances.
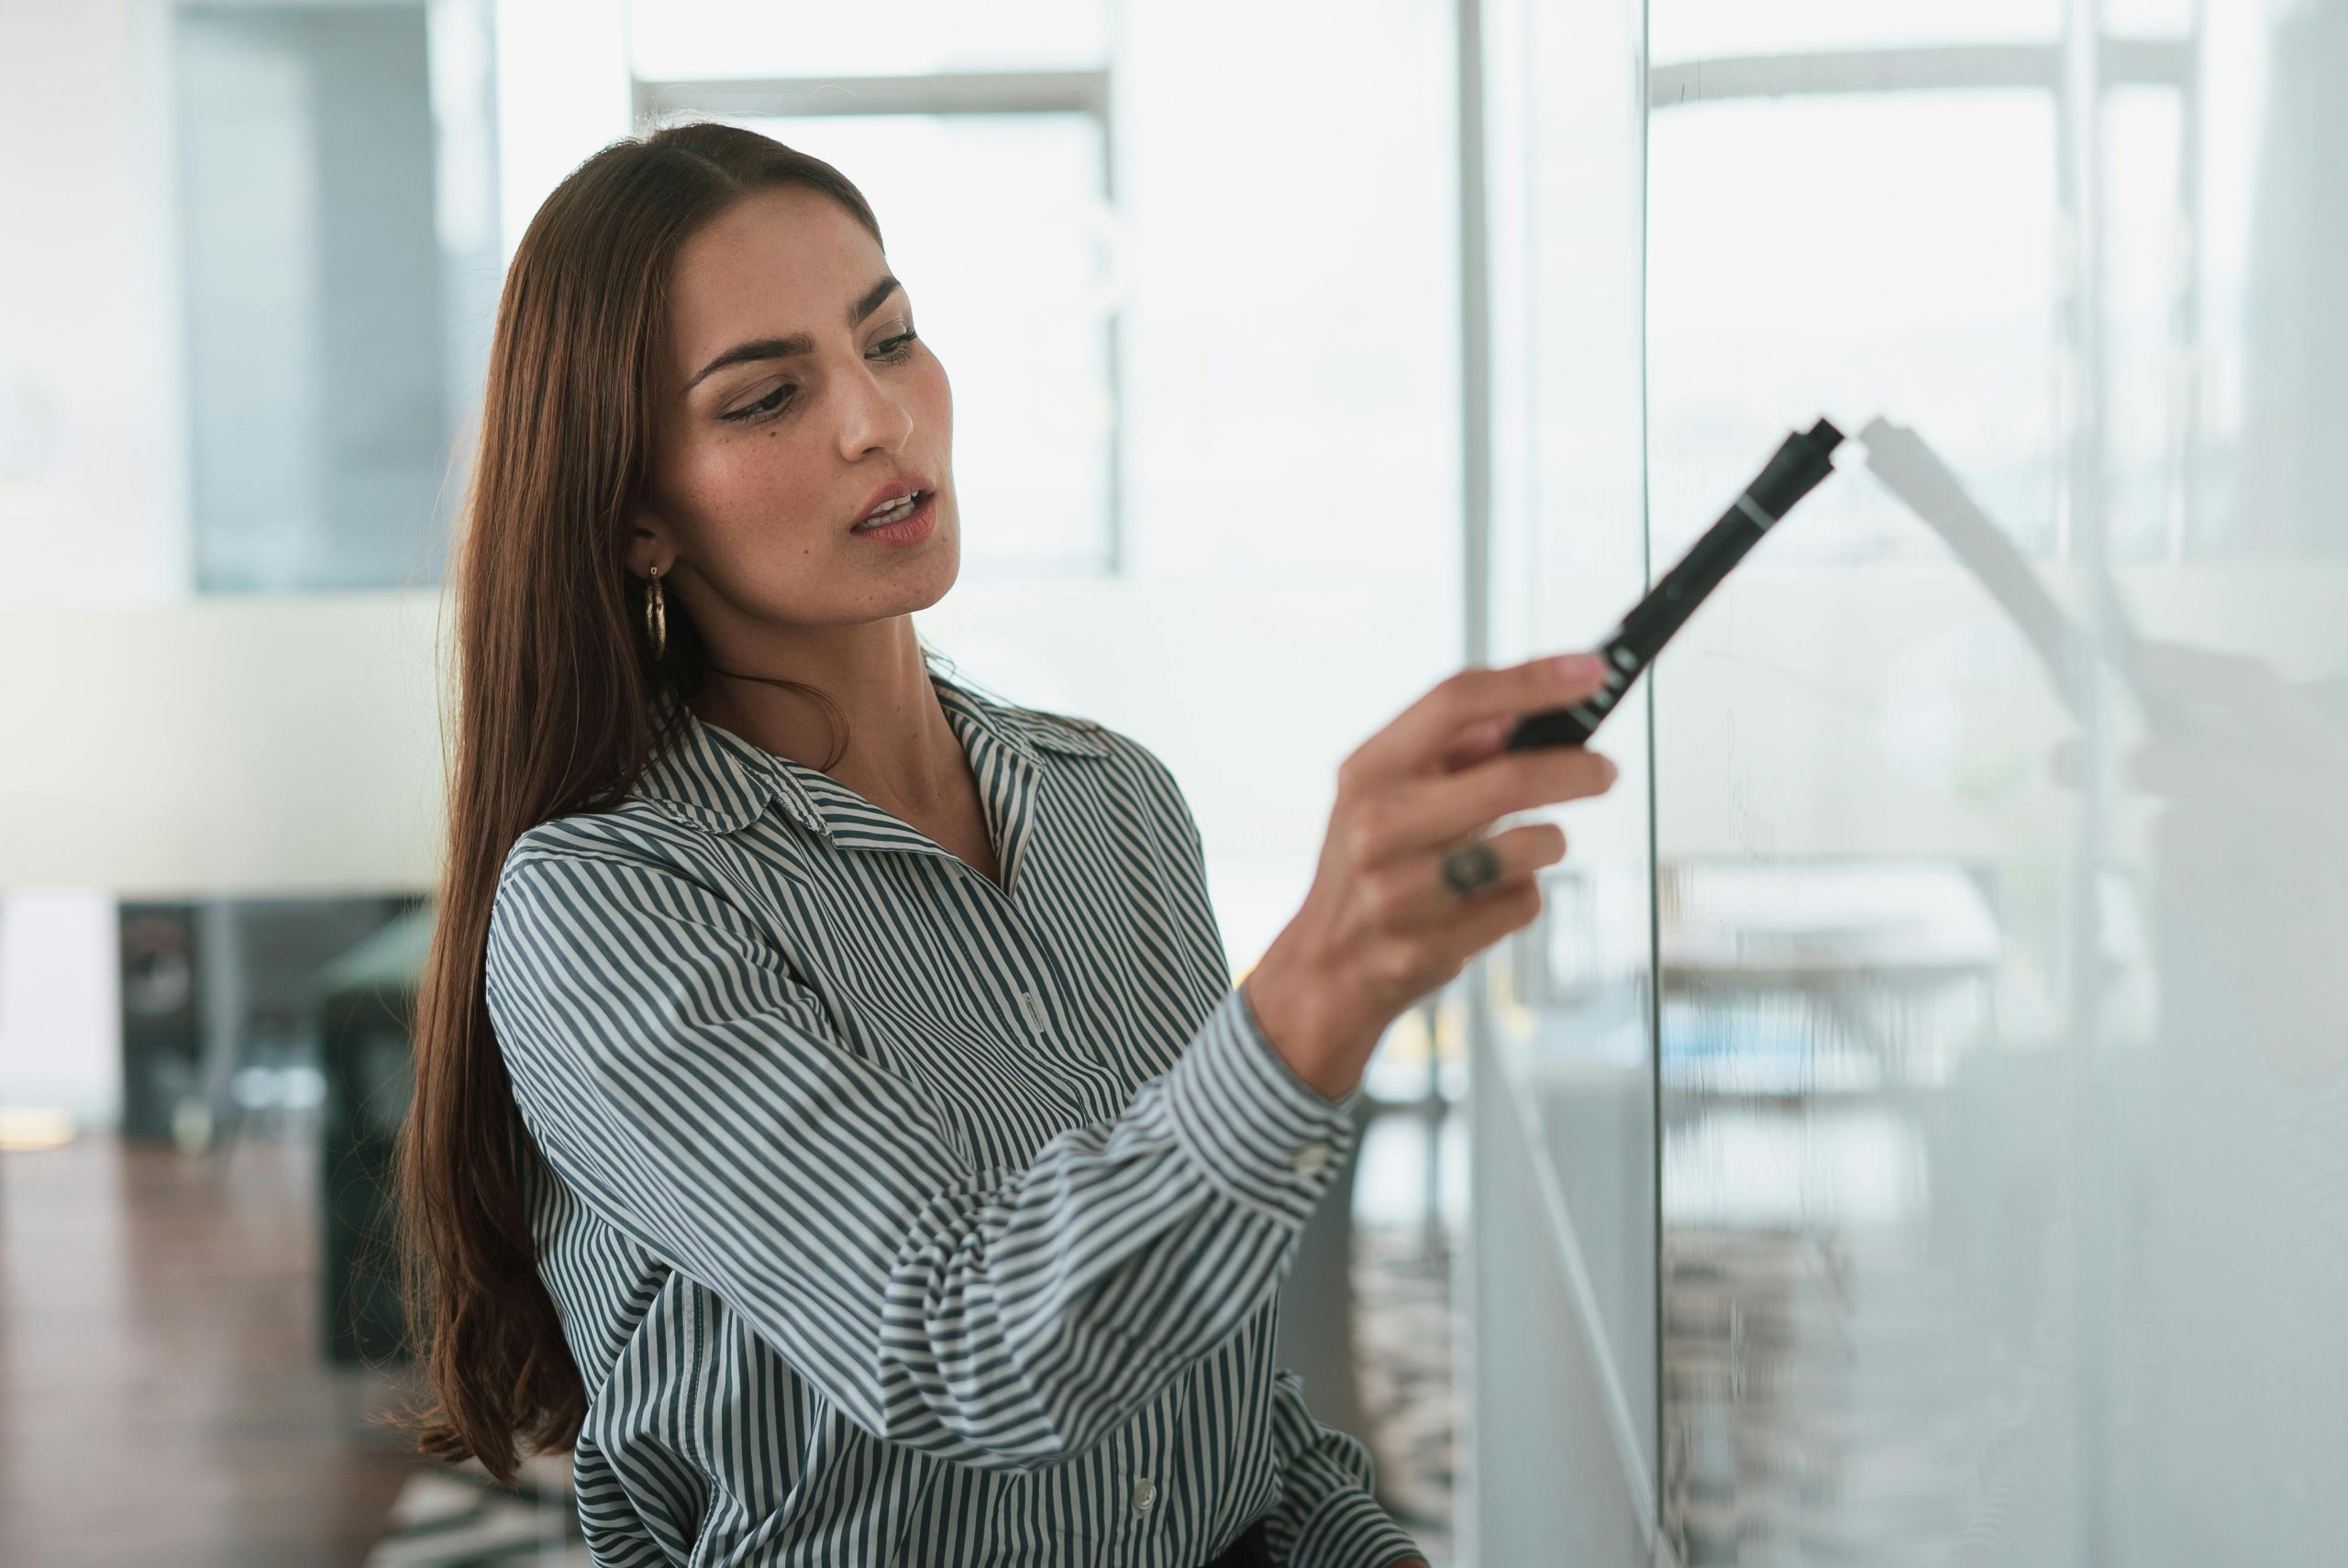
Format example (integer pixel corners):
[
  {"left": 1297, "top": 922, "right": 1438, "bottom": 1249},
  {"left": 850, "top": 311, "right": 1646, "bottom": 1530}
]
[
  {"left": 1131, "top": 1477, "right": 1157, "bottom": 1513},
  {"left": 1289, "top": 1143, "right": 1331, "bottom": 1177}
]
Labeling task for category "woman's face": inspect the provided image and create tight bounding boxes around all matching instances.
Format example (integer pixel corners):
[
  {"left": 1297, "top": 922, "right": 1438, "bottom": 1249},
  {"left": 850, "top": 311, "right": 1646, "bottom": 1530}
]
[{"left": 630, "top": 184, "right": 956, "bottom": 641}]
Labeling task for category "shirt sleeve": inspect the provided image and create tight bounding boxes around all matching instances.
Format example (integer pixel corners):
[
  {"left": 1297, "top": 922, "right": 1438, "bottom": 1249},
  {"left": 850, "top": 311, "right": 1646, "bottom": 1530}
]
[
  {"left": 483, "top": 839, "right": 1362, "bottom": 1474},
  {"left": 1113, "top": 734, "right": 1423, "bottom": 1566},
  {"left": 1259, "top": 1367, "right": 1424, "bottom": 1568}
]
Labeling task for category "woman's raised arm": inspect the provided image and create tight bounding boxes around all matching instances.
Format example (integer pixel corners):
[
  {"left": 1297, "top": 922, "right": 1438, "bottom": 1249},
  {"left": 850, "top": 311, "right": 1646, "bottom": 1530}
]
[{"left": 483, "top": 838, "right": 1358, "bottom": 1474}]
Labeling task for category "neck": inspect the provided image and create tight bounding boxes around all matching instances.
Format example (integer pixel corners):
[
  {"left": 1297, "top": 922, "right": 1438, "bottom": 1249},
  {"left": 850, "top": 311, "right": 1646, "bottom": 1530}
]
[{"left": 687, "top": 624, "right": 964, "bottom": 812}]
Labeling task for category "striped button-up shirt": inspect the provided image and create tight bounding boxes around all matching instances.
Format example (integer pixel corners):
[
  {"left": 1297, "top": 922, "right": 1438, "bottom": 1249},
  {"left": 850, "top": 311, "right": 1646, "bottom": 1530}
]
[{"left": 482, "top": 667, "right": 1424, "bottom": 1568}]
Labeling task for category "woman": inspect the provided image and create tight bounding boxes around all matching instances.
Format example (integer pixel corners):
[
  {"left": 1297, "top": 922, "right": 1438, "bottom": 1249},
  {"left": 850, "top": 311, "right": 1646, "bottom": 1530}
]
[{"left": 392, "top": 119, "right": 1618, "bottom": 1566}]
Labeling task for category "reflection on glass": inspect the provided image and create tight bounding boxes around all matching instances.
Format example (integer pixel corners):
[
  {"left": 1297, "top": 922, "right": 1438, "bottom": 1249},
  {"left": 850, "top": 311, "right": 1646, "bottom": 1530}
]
[
  {"left": 1651, "top": 2, "right": 2346, "bottom": 1565},
  {"left": 1648, "top": 92, "right": 2060, "bottom": 567}
]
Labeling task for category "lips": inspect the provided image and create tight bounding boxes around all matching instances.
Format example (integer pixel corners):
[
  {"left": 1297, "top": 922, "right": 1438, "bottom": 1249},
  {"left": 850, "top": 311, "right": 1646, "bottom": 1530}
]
[
  {"left": 851, "top": 476, "right": 935, "bottom": 528},
  {"left": 853, "top": 491, "right": 927, "bottom": 531}
]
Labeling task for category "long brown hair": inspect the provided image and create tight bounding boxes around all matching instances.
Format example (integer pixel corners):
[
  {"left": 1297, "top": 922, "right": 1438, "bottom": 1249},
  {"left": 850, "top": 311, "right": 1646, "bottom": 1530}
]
[{"left": 385, "top": 118, "right": 947, "bottom": 1485}]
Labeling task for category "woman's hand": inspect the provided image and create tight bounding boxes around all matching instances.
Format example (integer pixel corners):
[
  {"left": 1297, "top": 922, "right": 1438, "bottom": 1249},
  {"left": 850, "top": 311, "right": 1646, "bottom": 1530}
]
[{"left": 1245, "top": 654, "right": 1621, "bottom": 1099}]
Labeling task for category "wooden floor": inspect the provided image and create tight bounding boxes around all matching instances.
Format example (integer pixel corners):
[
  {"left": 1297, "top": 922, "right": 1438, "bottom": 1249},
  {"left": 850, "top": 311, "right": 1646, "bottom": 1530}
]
[
  {"left": 0, "top": 1121, "right": 1463, "bottom": 1567},
  {"left": 0, "top": 1128, "right": 427, "bottom": 1568}
]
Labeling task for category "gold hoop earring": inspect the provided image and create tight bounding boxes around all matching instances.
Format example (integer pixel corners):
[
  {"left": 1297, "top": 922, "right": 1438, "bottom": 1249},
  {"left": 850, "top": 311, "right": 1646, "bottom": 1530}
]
[{"left": 644, "top": 564, "right": 668, "bottom": 660}]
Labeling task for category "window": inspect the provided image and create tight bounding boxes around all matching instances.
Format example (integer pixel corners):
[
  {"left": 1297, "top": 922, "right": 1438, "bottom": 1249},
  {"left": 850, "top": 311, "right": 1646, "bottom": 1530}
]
[{"left": 172, "top": 0, "right": 498, "bottom": 593}]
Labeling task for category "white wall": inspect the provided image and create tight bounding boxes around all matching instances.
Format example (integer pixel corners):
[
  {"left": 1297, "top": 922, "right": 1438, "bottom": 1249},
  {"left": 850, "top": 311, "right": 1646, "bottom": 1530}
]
[{"left": 0, "top": 0, "right": 1470, "bottom": 1114}]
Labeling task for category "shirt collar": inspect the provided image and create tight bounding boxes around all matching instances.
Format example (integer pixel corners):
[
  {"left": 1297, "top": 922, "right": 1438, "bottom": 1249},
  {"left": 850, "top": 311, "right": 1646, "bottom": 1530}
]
[{"left": 633, "top": 669, "right": 1112, "bottom": 840}]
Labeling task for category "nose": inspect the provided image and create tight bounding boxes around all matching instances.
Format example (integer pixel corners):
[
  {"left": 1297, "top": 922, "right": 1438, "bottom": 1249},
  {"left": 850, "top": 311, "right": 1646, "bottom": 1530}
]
[{"left": 838, "top": 352, "right": 915, "bottom": 460}]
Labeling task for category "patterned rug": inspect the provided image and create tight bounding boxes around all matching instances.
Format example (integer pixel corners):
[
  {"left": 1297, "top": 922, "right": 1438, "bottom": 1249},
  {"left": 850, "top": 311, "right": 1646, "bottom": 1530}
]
[
  {"left": 363, "top": 1450, "right": 589, "bottom": 1566},
  {"left": 1352, "top": 1220, "right": 1462, "bottom": 1565}
]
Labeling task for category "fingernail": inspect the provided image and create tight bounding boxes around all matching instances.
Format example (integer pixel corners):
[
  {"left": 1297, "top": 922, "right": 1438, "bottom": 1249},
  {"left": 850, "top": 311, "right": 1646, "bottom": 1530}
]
[{"left": 1549, "top": 653, "right": 1602, "bottom": 684}]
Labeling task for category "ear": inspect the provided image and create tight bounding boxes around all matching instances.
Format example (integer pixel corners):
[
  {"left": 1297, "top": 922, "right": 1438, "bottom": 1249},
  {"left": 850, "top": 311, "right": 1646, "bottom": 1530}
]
[{"left": 624, "top": 509, "right": 673, "bottom": 580}]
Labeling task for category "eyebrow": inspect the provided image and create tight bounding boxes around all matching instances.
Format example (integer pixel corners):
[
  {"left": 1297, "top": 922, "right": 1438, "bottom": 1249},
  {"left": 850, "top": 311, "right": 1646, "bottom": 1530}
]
[{"left": 682, "top": 274, "right": 904, "bottom": 393}]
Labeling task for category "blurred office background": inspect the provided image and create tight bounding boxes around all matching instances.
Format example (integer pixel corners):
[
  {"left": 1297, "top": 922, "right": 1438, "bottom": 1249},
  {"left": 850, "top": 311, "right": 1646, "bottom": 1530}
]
[{"left": 0, "top": 0, "right": 2340, "bottom": 1564}]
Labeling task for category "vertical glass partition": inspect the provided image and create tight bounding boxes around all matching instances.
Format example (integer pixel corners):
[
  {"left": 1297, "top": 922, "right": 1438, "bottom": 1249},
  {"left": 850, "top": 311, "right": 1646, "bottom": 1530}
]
[
  {"left": 1645, "top": 15, "right": 2071, "bottom": 1556},
  {"left": 1473, "top": 0, "right": 2346, "bottom": 1562},
  {"left": 1471, "top": 0, "right": 1657, "bottom": 1560},
  {"left": 1645, "top": 0, "right": 2348, "bottom": 1562}
]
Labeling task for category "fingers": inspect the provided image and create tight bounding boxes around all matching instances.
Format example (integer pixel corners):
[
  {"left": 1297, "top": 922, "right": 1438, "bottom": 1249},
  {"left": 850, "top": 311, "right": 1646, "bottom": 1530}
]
[
  {"left": 1346, "top": 654, "right": 1614, "bottom": 789},
  {"left": 1434, "top": 712, "right": 1517, "bottom": 775},
  {"left": 1310, "top": 655, "right": 1621, "bottom": 1030},
  {"left": 1368, "top": 745, "right": 1616, "bottom": 866},
  {"left": 1355, "top": 855, "right": 1549, "bottom": 1000},
  {"left": 1371, "top": 822, "right": 1567, "bottom": 936},
  {"left": 1434, "top": 821, "right": 1568, "bottom": 903}
]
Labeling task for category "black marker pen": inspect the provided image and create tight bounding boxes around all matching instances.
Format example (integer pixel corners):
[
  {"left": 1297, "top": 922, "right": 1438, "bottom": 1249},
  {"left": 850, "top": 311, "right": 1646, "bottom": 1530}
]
[{"left": 1504, "top": 416, "right": 1845, "bottom": 752}]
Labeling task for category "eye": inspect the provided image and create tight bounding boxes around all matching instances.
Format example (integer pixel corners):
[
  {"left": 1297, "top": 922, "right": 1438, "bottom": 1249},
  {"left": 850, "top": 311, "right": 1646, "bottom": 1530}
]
[
  {"left": 718, "top": 331, "right": 921, "bottom": 425},
  {"left": 722, "top": 383, "right": 792, "bottom": 424}
]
